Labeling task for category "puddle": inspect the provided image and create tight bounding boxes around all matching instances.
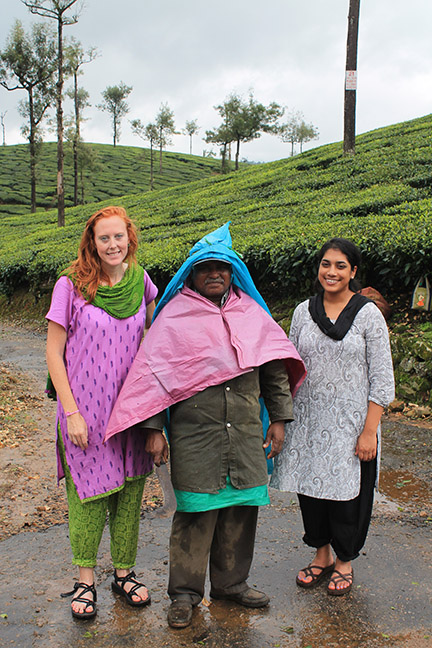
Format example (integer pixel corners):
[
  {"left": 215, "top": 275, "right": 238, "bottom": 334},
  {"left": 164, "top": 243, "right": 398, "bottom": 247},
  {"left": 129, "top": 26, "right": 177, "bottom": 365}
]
[{"left": 378, "top": 468, "right": 432, "bottom": 512}]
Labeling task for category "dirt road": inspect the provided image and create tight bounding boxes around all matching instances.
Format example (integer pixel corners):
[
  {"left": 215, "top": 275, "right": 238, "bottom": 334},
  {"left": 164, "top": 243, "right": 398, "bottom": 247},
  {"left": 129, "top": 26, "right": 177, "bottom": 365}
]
[{"left": 0, "top": 322, "right": 431, "bottom": 648}]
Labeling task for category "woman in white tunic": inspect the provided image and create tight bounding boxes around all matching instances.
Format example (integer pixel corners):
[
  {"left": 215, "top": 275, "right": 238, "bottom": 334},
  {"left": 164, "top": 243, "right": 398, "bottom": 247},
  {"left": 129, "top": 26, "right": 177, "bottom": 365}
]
[{"left": 271, "top": 238, "right": 394, "bottom": 595}]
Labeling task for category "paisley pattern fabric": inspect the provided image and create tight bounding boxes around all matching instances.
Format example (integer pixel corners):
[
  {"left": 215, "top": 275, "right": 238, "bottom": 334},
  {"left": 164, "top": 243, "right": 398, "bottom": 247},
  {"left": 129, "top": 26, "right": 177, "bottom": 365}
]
[{"left": 270, "top": 300, "right": 395, "bottom": 501}]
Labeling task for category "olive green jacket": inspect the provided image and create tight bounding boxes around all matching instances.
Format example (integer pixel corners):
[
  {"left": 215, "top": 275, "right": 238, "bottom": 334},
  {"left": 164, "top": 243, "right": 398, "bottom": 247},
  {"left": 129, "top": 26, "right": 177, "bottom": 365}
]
[{"left": 141, "top": 359, "right": 293, "bottom": 494}]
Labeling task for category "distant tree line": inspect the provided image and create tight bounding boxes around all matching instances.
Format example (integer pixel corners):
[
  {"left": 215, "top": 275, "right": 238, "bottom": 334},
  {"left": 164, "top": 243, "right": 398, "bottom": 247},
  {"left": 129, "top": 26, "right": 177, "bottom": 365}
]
[{"left": 0, "top": 1, "right": 319, "bottom": 225}]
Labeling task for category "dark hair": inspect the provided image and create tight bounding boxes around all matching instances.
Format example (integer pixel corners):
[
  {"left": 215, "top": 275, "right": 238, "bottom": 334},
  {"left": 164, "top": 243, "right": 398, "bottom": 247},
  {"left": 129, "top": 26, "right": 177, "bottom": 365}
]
[{"left": 314, "top": 237, "right": 362, "bottom": 293}]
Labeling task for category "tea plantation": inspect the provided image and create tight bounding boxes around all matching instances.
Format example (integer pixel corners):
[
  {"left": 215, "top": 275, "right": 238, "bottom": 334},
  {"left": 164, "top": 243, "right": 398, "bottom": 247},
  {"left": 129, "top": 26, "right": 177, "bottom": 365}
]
[
  {"left": 0, "top": 141, "right": 221, "bottom": 217},
  {"left": 0, "top": 114, "right": 431, "bottom": 408}
]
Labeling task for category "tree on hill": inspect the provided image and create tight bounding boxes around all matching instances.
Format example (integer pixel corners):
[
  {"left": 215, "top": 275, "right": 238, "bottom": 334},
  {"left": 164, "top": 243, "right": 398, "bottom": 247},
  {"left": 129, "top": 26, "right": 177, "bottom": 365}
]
[
  {"left": 205, "top": 123, "right": 233, "bottom": 173},
  {"left": 130, "top": 119, "right": 160, "bottom": 190},
  {"left": 64, "top": 38, "right": 97, "bottom": 205},
  {"left": 183, "top": 119, "right": 200, "bottom": 155},
  {"left": 155, "top": 103, "right": 175, "bottom": 173},
  {"left": 279, "top": 110, "right": 319, "bottom": 156},
  {"left": 21, "top": 0, "right": 82, "bottom": 227},
  {"left": 0, "top": 20, "right": 57, "bottom": 212},
  {"left": 212, "top": 92, "right": 283, "bottom": 170},
  {"left": 98, "top": 82, "right": 132, "bottom": 147}
]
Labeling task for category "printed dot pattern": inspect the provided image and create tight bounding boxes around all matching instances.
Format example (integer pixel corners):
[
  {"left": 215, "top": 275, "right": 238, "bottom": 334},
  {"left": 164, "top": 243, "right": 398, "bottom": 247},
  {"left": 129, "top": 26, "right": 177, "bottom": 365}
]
[{"left": 48, "top": 275, "right": 157, "bottom": 501}]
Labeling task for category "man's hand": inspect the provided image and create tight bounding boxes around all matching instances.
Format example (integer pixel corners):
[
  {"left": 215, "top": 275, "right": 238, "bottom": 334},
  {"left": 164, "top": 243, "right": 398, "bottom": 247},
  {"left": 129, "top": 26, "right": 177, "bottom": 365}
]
[
  {"left": 263, "top": 421, "right": 285, "bottom": 459},
  {"left": 144, "top": 429, "right": 169, "bottom": 466}
]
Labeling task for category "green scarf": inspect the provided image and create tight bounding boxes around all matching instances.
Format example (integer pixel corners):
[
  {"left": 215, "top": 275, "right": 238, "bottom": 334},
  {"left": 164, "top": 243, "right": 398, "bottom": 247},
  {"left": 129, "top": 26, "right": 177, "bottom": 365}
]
[
  {"left": 62, "top": 263, "right": 145, "bottom": 319},
  {"left": 91, "top": 263, "right": 145, "bottom": 319}
]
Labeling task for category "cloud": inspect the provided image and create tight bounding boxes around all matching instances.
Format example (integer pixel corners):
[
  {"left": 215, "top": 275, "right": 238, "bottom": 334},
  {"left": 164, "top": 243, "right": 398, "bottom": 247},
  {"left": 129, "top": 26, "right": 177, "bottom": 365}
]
[{"left": 1, "top": 0, "right": 431, "bottom": 161}]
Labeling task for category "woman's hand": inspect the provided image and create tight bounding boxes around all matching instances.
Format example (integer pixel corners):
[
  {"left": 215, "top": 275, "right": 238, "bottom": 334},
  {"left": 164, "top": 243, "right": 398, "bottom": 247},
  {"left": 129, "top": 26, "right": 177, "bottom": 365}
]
[
  {"left": 263, "top": 421, "right": 285, "bottom": 459},
  {"left": 355, "top": 401, "right": 383, "bottom": 461},
  {"left": 144, "top": 430, "right": 169, "bottom": 466},
  {"left": 66, "top": 412, "right": 89, "bottom": 450},
  {"left": 355, "top": 427, "right": 377, "bottom": 461}
]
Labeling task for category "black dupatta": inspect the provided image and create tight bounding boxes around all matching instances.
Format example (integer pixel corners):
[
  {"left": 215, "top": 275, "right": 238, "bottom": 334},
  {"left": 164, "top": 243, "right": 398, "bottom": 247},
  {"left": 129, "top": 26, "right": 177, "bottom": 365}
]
[{"left": 308, "top": 292, "right": 371, "bottom": 340}]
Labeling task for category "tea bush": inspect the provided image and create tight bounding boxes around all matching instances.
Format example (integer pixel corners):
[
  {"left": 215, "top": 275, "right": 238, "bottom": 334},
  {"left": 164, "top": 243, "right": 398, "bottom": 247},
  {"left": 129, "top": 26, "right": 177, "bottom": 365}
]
[{"left": 1, "top": 114, "right": 431, "bottom": 302}]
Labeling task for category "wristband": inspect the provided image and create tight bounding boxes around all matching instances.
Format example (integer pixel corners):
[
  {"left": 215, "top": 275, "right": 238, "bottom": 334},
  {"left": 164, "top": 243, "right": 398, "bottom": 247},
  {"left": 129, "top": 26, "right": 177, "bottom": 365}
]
[{"left": 65, "top": 409, "right": 79, "bottom": 417}]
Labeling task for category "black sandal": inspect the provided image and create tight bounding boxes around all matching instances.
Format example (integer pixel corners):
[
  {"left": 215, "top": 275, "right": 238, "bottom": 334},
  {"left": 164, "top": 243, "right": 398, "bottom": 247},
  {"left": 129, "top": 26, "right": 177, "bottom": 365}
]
[
  {"left": 111, "top": 570, "right": 151, "bottom": 607},
  {"left": 61, "top": 582, "right": 97, "bottom": 619}
]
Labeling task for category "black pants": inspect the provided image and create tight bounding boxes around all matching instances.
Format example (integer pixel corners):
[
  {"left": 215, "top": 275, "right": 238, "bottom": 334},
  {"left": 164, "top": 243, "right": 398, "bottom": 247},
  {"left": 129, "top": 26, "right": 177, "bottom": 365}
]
[
  {"left": 168, "top": 505, "right": 258, "bottom": 606},
  {"left": 297, "top": 459, "right": 377, "bottom": 563}
]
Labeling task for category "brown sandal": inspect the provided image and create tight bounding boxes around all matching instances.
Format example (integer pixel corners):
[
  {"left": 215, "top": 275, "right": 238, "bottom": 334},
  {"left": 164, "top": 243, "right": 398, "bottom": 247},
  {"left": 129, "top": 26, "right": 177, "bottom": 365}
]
[
  {"left": 327, "top": 569, "right": 354, "bottom": 596},
  {"left": 296, "top": 562, "right": 335, "bottom": 589}
]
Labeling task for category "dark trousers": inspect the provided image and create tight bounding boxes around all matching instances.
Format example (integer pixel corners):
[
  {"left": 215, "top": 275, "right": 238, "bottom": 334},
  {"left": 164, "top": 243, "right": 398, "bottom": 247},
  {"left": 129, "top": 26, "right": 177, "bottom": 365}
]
[
  {"left": 297, "top": 460, "right": 377, "bottom": 563},
  {"left": 168, "top": 505, "right": 258, "bottom": 606}
]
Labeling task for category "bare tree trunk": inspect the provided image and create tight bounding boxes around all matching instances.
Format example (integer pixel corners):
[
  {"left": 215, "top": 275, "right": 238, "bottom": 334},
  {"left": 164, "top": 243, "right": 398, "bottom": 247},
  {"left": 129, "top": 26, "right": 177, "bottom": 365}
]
[
  {"left": 189, "top": 135, "right": 192, "bottom": 155},
  {"left": 0, "top": 112, "right": 6, "bottom": 146},
  {"left": 28, "top": 92, "right": 37, "bottom": 213},
  {"left": 73, "top": 70, "right": 79, "bottom": 205},
  {"left": 159, "top": 126, "right": 163, "bottom": 173},
  {"left": 56, "top": 19, "right": 65, "bottom": 226},
  {"left": 80, "top": 167, "right": 84, "bottom": 203},
  {"left": 150, "top": 140, "right": 154, "bottom": 190},
  {"left": 221, "top": 143, "right": 227, "bottom": 173},
  {"left": 343, "top": 0, "right": 360, "bottom": 156},
  {"left": 235, "top": 139, "right": 240, "bottom": 170}
]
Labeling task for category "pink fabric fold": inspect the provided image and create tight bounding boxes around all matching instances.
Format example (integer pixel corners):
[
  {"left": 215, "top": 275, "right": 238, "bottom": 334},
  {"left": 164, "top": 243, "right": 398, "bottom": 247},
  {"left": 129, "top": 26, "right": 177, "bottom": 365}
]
[{"left": 105, "top": 286, "right": 306, "bottom": 441}]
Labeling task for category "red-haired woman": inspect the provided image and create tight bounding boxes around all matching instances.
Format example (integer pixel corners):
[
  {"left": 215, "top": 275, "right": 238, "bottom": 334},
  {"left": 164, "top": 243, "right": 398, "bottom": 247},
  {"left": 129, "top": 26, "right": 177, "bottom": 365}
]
[{"left": 46, "top": 206, "right": 163, "bottom": 619}]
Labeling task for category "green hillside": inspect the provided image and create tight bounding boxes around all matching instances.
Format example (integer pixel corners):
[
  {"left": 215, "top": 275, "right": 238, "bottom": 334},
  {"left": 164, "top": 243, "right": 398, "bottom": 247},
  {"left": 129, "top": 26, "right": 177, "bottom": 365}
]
[
  {"left": 0, "top": 141, "right": 221, "bottom": 217},
  {"left": 1, "top": 114, "right": 432, "bottom": 303}
]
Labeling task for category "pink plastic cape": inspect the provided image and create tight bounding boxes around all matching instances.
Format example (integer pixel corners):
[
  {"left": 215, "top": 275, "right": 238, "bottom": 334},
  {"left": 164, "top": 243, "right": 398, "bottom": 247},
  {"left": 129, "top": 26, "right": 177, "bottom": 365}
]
[{"left": 105, "top": 286, "right": 306, "bottom": 441}]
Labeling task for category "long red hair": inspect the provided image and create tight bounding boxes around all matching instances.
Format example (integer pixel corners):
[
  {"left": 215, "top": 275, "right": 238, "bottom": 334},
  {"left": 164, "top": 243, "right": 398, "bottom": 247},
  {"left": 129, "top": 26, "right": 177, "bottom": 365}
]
[{"left": 66, "top": 206, "right": 139, "bottom": 302}]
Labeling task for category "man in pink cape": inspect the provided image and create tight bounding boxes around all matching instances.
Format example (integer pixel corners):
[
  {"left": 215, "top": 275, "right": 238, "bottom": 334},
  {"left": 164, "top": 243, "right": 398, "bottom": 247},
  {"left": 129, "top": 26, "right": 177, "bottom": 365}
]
[{"left": 105, "top": 223, "right": 305, "bottom": 629}]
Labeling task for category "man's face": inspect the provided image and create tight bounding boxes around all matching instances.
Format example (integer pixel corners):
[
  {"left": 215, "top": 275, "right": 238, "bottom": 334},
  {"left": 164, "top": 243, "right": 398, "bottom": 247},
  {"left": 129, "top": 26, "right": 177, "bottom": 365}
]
[{"left": 191, "top": 260, "right": 232, "bottom": 304}]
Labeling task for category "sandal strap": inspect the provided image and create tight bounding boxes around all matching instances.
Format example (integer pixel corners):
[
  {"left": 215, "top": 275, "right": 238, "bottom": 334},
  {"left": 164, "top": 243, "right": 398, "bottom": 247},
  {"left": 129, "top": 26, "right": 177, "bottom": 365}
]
[
  {"left": 329, "top": 569, "right": 353, "bottom": 584},
  {"left": 114, "top": 570, "right": 147, "bottom": 597},
  {"left": 61, "top": 581, "right": 97, "bottom": 602},
  {"left": 301, "top": 564, "right": 328, "bottom": 578}
]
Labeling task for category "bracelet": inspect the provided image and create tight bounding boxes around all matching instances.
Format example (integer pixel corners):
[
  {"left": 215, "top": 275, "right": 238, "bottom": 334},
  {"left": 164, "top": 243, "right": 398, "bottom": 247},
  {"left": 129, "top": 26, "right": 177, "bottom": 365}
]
[{"left": 65, "top": 409, "right": 80, "bottom": 417}]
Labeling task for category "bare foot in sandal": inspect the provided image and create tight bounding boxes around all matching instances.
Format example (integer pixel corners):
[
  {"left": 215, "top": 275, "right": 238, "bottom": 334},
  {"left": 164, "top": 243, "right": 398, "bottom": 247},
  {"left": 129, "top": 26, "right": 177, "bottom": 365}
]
[
  {"left": 296, "top": 544, "right": 335, "bottom": 587},
  {"left": 327, "top": 560, "right": 353, "bottom": 596},
  {"left": 113, "top": 569, "right": 151, "bottom": 606}
]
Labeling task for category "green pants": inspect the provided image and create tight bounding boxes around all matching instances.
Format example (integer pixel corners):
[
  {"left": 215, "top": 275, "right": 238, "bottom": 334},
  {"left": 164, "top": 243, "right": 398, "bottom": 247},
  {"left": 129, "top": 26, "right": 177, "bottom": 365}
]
[{"left": 59, "top": 435, "right": 146, "bottom": 569}]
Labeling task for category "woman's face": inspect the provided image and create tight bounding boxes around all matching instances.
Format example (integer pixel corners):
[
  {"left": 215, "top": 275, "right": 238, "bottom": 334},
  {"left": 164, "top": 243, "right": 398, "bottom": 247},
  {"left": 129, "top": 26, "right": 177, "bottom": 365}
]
[
  {"left": 318, "top": 247, "right": 356, "bottom": 296},
  {"left": 93, "top": 215, "right": 129, "bottom": 271}
]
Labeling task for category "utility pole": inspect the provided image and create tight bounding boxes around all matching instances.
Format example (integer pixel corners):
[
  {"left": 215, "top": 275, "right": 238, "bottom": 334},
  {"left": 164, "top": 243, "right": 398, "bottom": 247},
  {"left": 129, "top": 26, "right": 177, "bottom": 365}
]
[{"left": 343, "top": 0, "right": 360, "bottom": 155}]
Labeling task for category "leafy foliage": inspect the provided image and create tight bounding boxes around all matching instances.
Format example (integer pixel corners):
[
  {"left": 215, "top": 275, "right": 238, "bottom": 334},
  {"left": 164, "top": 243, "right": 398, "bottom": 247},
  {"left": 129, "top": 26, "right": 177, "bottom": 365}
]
[
  {"left": 0, "top": 141, "right": 221, "bottom": 215},
  {"left": 1, "top": 115, "right": 432, "bottom": 302}
]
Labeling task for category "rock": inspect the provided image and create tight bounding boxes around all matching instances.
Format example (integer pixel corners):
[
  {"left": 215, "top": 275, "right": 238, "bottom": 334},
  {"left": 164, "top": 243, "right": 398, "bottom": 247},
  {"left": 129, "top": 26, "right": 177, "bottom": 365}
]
[{"left": 388, "top": 400, "right": 405, "bottom": 412}]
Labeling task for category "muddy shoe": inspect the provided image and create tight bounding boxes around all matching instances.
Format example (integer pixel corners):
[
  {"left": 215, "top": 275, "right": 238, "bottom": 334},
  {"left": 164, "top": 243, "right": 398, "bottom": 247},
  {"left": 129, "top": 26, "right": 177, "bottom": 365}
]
[
  {"left": 210, "top": 587, "right": 269, "bottom": 608},
  {"left": 167, "top": 600, "right": 193, "bottom": 628}
]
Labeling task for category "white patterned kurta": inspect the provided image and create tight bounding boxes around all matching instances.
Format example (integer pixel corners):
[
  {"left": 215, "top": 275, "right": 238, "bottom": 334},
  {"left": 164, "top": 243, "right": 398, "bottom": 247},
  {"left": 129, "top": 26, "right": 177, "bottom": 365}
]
[{"left": 270, "top": 300, "right": 395, "bottom": 501}]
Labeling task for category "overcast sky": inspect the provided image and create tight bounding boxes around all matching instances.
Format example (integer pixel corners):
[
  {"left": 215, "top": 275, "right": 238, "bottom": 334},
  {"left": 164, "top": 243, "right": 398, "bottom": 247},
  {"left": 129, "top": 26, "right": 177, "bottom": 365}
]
[{"left": 1, "top": 0, "right": 431, "bottom": 162}]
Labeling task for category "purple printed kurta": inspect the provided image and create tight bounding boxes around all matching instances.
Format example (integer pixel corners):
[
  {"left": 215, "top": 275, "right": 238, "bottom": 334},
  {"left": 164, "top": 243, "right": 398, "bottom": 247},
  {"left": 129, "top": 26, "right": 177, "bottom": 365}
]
[{"left": 46, "top": 273, "right": 158, "bottom": 501}]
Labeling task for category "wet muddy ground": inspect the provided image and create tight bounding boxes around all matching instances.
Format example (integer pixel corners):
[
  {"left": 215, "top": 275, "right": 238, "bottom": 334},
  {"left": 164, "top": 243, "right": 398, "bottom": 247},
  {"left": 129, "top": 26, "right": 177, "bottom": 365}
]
[{"left": 0, "top": 323, "right": 431, "bottom": 648}]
